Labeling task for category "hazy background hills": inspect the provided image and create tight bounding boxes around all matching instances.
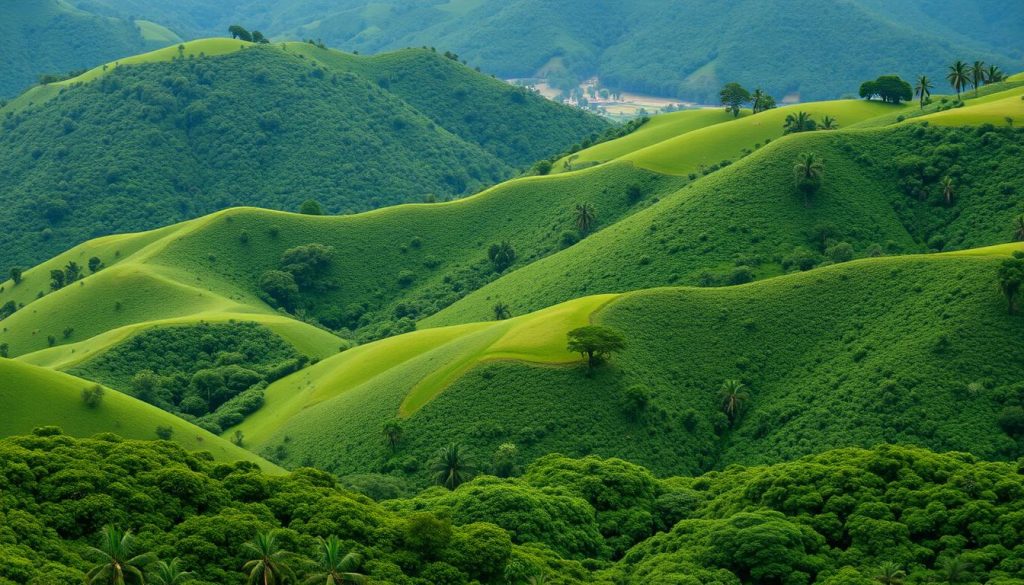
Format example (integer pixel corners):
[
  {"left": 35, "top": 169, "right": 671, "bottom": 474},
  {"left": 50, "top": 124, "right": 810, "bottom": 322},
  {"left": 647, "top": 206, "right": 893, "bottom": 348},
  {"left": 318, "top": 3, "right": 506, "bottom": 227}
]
[{"left": 11, "top": 0, "right": 1015, "bottom": 102}]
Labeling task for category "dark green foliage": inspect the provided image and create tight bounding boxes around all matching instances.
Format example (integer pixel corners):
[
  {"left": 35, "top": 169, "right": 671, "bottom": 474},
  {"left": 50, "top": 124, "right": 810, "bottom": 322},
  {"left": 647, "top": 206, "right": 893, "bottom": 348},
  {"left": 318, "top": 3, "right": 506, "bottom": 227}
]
[
  {"left": 859, "top": 75, "right": 913, "bottom": 103},
  {"left": 69, "top": 322, "right": 305, "bottom": 431},
  {"left": 0, "top": 46, "right": 605, "bottom": 267},
  {"left": 433, "top": 443, "right": 476, "bottom": 490},
  {"left": 720, "top": 82, "right": 750, "bottom": 117},
  {"left": 487, "top": 241, "right": 516, "bottom": 273},
  {"left": 81, "top": 384, "right": 105, "bottom": 408},
  {"left": 567, "top": 325, "right": 626, "bottom": 370},
  {"left": 8, "top": 267, "right": 22, "bottom": 284},
  {"left": 997, "top": 252, "right": 1024, "bottom": 314},
  {"left": 299, "top": 199, "right": 324, "bottom": 216},
  {"left": 227, "top": 25, "right": 252, "bottom": 42}
]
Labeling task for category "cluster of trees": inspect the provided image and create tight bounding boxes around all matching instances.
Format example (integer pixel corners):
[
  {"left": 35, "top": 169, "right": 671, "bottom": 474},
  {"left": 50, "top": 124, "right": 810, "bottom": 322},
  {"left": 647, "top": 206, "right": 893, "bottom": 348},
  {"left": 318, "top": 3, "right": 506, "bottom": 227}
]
[
  {"left": 69, "top": 322, "right": 308, "bottom": 433},
  {"left": 858, "top": 74, "right": 912, "bottom": 103},
  {"left": 946, "top": 59, "right": 1005, "bottom": 99},
  {"left": 227, "top": 25, "right": 270, "bottom": 44},
  {"left": 260, "top": 244, "right": 335, "bottom": 311},
  {"left": 718, "top": 82, "right": 776, "bottom": 117},
  {"left": 8, "top": 430, "right": 1024, "bottom": 583}
]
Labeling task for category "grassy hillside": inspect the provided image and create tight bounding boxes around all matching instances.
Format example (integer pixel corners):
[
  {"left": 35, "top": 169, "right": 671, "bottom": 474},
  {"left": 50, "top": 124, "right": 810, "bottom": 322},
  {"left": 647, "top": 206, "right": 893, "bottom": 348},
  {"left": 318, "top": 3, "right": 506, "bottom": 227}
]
[
  {"left": 0, "top": 0, "right": 178, "bottom": 98},
  {"left": 430, "top": 122, "right": 1024, "bottom": 325},
  {"left": 0, "top": 358, "right": 278, "bottom": 469},
  {"left": 233, "top": 246, "right": 1024, "bottom": 483},
  {"left": 0, "top": 40, "right": 607, "bottom": 268},
  {"left": 72, "top": 0, "right": 1024, "bottom": 102}
]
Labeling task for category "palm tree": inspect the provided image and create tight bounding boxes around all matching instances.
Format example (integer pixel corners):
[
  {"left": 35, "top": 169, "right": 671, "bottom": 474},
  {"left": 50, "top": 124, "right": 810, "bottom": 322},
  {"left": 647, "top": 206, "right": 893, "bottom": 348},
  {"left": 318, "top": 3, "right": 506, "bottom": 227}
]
[
  {"left": 873, "top": 561, "right": 905, "bottom": 585},
  {"left": 149, "top": 559, "right": 193, "bottom": 585},
  {"left": 914, "top": 75, "right": 933, "bottom": 109},
  {"left": 820, "top": 115, "right": 838, "bottom": 130},
  {"left": 937, "top": 556, "right": 970, "bottom": 583},
  {"left": 718, "top": 379, "right": 750, "bottom": 422},
  {"left": 85, "top": 525, "right": 155, "bottom": 585},
  {"left": 1014, "top": 215, "right": 1024, "bottom": 242},
  {"left": 304, "top": 536, "right": 365, "bottom": 585},
  {"left": 242, "top": 531, "right": 297, "bottom": 585},
  {"left": 793, "top": 152, "right": 825, "bottom": 207},
  {"left": 382, "top": 419, "right": 402, "bottom": 452},
  {"left": 985, "top": 64, "right": 1004, "bottom": 84},
  {"left": 574, "top": 202, "right": 596, "bottom": 234},
  {"left": 783, "top": 111, "right": 815, "bottom": 134},
  {"left": 432, "top": 443, "right": 476, "bottom": 490},
  {"left": 751, "top": 88, "right": 765, "bottom": 113},
  {"left": 970, "top": 60, "right": 986, "bottom": 96},
  {"left": 493, "top": 301, "right": 511, "bottom": 320},
  {"left": 940, "top": 176, "right": 955, "bottom": 205},
  {"left": 947, "top": 60, "right": 969, "bottom": 100}
]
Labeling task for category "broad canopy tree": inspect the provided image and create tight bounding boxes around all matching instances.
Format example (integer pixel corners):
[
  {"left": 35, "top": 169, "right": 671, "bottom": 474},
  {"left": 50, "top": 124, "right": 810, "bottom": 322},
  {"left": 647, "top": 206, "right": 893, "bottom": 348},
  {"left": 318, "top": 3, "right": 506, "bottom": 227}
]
[
  {"left": 859, "top": 75, "right": 912, "bottom": 104},
  {"left": 719, "top": 82, "right": 751, "bottom": 117},
  {"left": 567, "top": 325, "right": 626, "bottom": 371}
]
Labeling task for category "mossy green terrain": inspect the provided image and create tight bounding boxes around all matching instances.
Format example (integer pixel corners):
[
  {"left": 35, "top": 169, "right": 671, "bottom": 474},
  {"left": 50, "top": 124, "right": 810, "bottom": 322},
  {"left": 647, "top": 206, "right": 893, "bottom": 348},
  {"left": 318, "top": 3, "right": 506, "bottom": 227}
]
[{"left": 0, "top": 358, "right": 278, "bottom": 470}]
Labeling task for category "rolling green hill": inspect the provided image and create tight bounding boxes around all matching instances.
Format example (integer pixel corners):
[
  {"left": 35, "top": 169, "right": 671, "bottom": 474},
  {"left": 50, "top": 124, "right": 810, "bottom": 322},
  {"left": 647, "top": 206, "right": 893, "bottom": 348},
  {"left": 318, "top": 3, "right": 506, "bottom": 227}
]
[
  {"left": 64, "top": 0, "right": 1024, "bottom": 102},
  {"left": 0, "top": 358, "right": 278, "bottom": 470},
  {"left": 0, "top": 39, "right": 607, "bottom": 268},
  {"left": 0, "top": 0, "right": 180, "bottom": 98},
  {"left": 227, "top": 245, "right": 1024, "bottom": 482}
]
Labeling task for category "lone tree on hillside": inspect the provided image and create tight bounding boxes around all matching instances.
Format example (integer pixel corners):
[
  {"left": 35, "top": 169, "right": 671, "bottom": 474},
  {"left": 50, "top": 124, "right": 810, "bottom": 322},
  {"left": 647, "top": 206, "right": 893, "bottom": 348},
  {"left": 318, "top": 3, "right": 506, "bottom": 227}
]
[
  {"left": 9, "top": 267, "right": 22, "bottom": 285},
  {"left": 299, "top": 199, "right": 324, "bottom": 215},
  {"left": 85, "top": 525, "right": 154, "bottom": 585},
  {"left": 720, "top": 82, "right": 750, "bottom": 117},
  {"left": 383, "top": 419, "right": 403, "bottom": 452},
  {"left": 82, "top": 385, "right": 105, "bottom": 408},
  {"left": 228, "top": 25, "right": 253, "bottom": 42},
  {"left": 88, "top": 256, "right": 103, "bottom": 273},
  {"left": 793, "top": 152, "right": 825, "bottom": 207},
  {"left": 567, "top": 325, "right": 625, "bottom": 372},
  {"left": 488, "top": 240, "right": 516, "bottom": 272},
  {"left": 947, "top": 60, "right": 969, "bottom": 100},
  {"left": 718, "top": 379, "right": 750, "bottom": 423},
  {"left": 914, "top": 75, "right": 933, "bottom": 109},
  {"left": 492, "top": 301, "right": 511, "bottom": 320},
  {"left": 433, "top": 443, "right": 476, "bottom": 490},
  {"left": 858, "top": 75, "right": 912, "bottom": 104},
  {"left": 575, "top": 202, "right": 596, "bottom": 234},
  {"left": 783, "top": 111, "right": 816, "bottom": 134},
  {"left": 998, "top": 252, "right": 1024, "bottom": 315}
]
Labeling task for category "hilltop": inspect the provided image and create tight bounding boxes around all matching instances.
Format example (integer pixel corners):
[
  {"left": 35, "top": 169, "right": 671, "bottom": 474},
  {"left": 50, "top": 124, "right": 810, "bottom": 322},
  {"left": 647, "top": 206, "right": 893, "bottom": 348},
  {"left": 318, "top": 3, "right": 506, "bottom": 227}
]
[
  {"left": 0, "top": 0, "right": 179, "bottom": 98},
  {"left": 0, "top": 39, "right": 607, "bottom": 267},
  {"left": 61, "top": 0, "right": 1024, "bottom": 102}
]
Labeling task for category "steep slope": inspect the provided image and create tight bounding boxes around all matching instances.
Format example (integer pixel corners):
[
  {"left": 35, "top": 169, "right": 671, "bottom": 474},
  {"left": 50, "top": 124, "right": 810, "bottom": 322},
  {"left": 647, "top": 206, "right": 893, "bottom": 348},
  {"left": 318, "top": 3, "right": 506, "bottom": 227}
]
[
  {"left": 0, "top": 0, "right": 178, "bottom": 98},
  {"left": 0, "top": 40, "right": 607, "bottom": 268},
  {"left": 68, "top": 0, "right": 1024, "bottom": 102},
  {"left": 232, "top": 245, "right": 1024, "bottom": 482},
  {"left": 0, "top": 358, "right": 278, "bottom": 470}
]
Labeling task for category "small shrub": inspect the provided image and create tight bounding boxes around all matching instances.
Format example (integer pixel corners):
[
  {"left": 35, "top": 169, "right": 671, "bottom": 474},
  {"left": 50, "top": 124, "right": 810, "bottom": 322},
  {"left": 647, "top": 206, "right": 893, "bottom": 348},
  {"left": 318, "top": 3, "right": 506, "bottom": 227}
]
[{"left": 81, "top": 385, "right": 105, "bottom": 408}]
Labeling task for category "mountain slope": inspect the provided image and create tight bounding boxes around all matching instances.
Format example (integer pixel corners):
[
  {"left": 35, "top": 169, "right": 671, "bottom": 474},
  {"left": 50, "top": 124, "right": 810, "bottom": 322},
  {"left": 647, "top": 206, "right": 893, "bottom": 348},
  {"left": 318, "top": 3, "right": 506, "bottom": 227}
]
[
  {"left": 0, "top": 358, "right": 279, "bottom": 470},
  {"left": 0, "top": 0, "right": 179, "bottom": 98},
  {"left": 0, "top": 40, "right": 607, "bottom": 268},
  {"left": 67, "top": 0, "right": 1024, "bottom": 102}
]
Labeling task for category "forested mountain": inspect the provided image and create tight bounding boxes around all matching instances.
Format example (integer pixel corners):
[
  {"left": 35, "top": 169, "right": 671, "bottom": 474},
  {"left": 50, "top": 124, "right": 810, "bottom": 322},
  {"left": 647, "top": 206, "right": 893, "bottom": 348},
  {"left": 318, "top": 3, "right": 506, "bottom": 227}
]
[
  {"left": 64, "top": 0, "right": 1024, "bottom": 101},
  {"left": 0, "top": 40, "right": 606, "bottom": 268},
  {"left": 0, "top": 0, "right": 179, "bottom": 97}
]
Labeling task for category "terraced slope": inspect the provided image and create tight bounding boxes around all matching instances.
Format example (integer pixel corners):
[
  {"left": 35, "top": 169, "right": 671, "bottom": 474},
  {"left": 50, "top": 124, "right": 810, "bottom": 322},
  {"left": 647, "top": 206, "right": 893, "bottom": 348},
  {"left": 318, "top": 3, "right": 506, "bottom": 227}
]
[
  {"left": 0, "top": 39, "right": 607, "bottom": 267},
  {"left": 235, "top": 245, "right": 1024, "bottom": 482},
  {"left": 0, "top": 358, "right": 279, "bottom": 470}
]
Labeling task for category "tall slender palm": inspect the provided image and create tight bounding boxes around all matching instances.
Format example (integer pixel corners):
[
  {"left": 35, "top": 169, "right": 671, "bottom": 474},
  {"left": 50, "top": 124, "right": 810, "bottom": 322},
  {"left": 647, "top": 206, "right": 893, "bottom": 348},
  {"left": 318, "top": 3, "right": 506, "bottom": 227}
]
[
  {"left": 242, "top": 531, "right": 296, "bottom": 585},
  {"left": 940, "top": 176, "right": 955, "bottom": 205},
  {"left": 574, "top": 202, "right": 596, "bottom": 234},
  {"left": 873, "top": 561, "right": 906, "bottom": 585},
  {"left": 718, "top": 379, "right": 750, "bottom": 422},
  {"left": 1014, "top": 215, "right": 1024, "bottom": 242},
  {"left": 970, "top": 61, "right": 986, "bottom": 96},
  {"left": 85, "top": 525, "right": 155, "bottom": 585},
  {"left": 985, "top": 64, "right": 1004, "bottom": 84},
  {"left": 914, "top": 75, "right": 933, "bottom": 109},
  {"left": 149, "top": 559, "right": 193, "bottom": 585},
  {"left": 432, "top": 443, "right": 476, "bottom": 490},
  {"left": 304, "top": 536, "right": 365, "bottom": 585},
  {"left": 947, "top": 60, "right": 969, "bottom": 100},
  {"left": 793, "top": 152, "right": 825, "bottom": 207},
  {"left": 751, "top": 88, "right": 765, "bottom": 113}
]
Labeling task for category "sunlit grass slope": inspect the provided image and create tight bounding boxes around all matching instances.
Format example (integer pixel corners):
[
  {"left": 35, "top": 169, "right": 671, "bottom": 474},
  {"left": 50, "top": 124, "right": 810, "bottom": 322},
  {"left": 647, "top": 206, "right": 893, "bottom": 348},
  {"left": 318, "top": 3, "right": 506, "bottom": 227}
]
[
  {"left": 428, "top": 122, "right": 1024, "bottom": 325},
  {"left": 239, "top": 245, "right": 1024, "bottom": 481},
  {"left": 550, "top": 109, "right": 744, "bottom": 173},
  {"left": 916, "top": 88, "right": 1024, "bottom": 126},
  {"left": 0, "top": 359, "right": 280, "bottom": 471}
]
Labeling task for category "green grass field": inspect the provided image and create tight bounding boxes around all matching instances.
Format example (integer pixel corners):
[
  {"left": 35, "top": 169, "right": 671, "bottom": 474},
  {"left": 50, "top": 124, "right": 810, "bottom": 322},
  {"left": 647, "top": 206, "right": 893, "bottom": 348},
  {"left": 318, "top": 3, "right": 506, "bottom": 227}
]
[{"left": 0, "top": 358, "right": 280, "bottom": 471}]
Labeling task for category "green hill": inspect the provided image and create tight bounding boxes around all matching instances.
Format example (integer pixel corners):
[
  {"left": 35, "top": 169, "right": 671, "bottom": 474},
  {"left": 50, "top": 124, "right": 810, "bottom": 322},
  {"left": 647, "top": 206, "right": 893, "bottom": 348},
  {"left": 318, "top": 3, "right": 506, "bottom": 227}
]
[
  {"left": 0, "top": 39, "right": 607, "bottom": 268},
  {"left": 0, "top": 358, "right": 278, "bottom": 470},
  {"left": 0, "top": 0, "right": 180, "bottom": 98},
  {"left": 67, "top": 0, "right": 1024, "bottom": 102},
  {"left": 227, "top": 245, "right": 1024, "bottom": 481}
]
